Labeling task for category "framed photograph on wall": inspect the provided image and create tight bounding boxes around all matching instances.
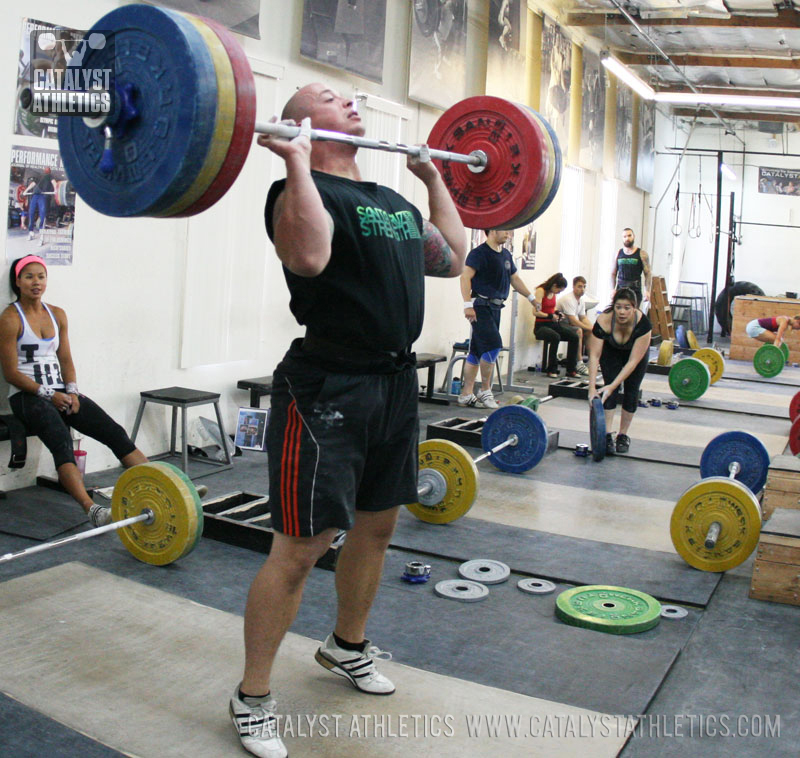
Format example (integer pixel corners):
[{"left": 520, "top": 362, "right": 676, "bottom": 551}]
[{"left": 235, "top": 407, "right": 270, "bottom": 452}]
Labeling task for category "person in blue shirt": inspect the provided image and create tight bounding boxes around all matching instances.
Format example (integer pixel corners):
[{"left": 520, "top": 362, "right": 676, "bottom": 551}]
[{"left": 459, "top": 229, "right": 537, "bottom": 408}]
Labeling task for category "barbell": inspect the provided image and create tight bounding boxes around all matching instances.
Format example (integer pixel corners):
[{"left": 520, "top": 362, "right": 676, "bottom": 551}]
[
  {"left": 753, "top": 342, "right": 790, "bottom": 378},
  {"left": 407, "top": 401, "right": 554, "bottom": 523},
  {"left": 0, "top": 462, "right": 203, "bottom": 567},
  {"left": 27, "top": 5, "right": 561, "bottom": 229},
  {"left": 670, "top": 431, "right": 770, "bottom": 572}
]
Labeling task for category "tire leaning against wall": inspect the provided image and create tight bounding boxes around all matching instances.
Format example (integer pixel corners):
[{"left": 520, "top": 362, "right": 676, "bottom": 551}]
[{"left": 714, "top": 281, "right": 765, "bottom": 333}]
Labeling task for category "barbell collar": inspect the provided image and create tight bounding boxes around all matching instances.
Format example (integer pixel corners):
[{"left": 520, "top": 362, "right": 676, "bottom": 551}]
[
  {"left": 253, "top": 120, "right": 488, "bottom": 171},
  {"left": 473, "top": 433, "right": 519, "bottom": 465},
  {"left": 0, "top": 509, "right": 153, "bottom": 564}
]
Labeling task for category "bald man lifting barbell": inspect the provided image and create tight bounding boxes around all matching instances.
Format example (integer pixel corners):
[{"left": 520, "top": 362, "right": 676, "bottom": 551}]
[{"left": 228, "top": 83, "right": 468, "bottom": 758}]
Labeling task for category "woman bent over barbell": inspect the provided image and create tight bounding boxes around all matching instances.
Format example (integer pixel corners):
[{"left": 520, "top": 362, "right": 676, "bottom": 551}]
[
  {"left": 587, "top": 288, "right": 652, "bottom": 455},
  {"left": 0, "top": 256, "right": 148, "bottom": 526}
]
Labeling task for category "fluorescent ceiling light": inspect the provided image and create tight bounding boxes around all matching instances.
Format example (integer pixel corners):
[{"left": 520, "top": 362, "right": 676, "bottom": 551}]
[
  {"left": 600, "top": 54, "right": 655, "bottom": 100},
  {"left": 600, "top": 53, "right": 800, "bottom": 110},
  {"left": 654, "top": 91, "right": 800, "bottom": 110},
  {"left": 720, "top": 163, "right": 737, "bottom": 181}
]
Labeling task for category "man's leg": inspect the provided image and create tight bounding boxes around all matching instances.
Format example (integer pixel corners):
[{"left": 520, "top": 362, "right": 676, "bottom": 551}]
[
  {"left": 241, "top": 529, "right": 337, "bottom": 695},
  {"left": 333, "top": 506, "right": 400, "bottom": 643},
  {"left": 478, "top": 358, "right": 495, "bottom": 394},
  {"left": 461, "top": 356, "right": 480, "bottom": 396}
]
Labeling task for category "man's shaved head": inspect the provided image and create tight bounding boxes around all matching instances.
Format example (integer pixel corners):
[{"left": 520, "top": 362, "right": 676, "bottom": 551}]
[{"left": 281, "top": 84, "right": 321, "bottom": 122}]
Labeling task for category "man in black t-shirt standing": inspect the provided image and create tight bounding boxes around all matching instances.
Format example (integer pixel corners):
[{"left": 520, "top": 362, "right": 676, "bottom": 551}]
[
  {"left": 229, "top": 83, "right": 467, "bottom": 758},
  {"left": 611, "top": 227, "right": 651, "bottom": 307},
  {"left": 459, "top": 229, "right": 537, "bottom": 408}
]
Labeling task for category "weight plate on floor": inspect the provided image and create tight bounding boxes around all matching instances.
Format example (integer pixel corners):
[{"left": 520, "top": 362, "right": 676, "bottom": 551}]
[
  {"left": 151, "top": 462, "right": 206, "bottom": 559},
  {"left": 520, "top": 396, "right": 541, "bottom": 411},
  {"left": 554, "top": 585, "right": 661, "bottom": 635},
  {"left": 481, "top": 405, "right": 548, "bottom": 473},
  {"left": 517, "top": 577, "right": 556, "bottom": 595},
  {"left": 670, "top": 477, "right": 762, "bottom": 572},
  {"left": 660, "top": 605, "right": 688, "bottom": 619},
  {"left": 789, "top": 390, "right": 800, "bottom": 422},
  {"left": 686, "top": 330, "right": 700, "bottom": 350},
  {"left": 780, "top": 342, "right": 790, "bottom": 361},
  {"left": 434, "top": 579, "right": 489, "bottom": 603},
  {"left": 753, "top": 343, "right": 785, "bottom": 378},
  {"left": 590, "top": 396, "right": 606, "bottom": 462},
  {"left": 692, "top": 347, "right": 724, "bottom": 384},
  {"left": 676, "top": 325, "right": 688, "bottom": 349},
  {"left": 111, "top": 462, "right": 204, "bottom": 565},
  {"left": 700, "top": 430, "right": 770, "bottom": 494},
  {"left": 668, "top": 357, "right": 710, "bottom": 401},
  {"left": 458, "top": 559, "right": 510, "bottom": 584},
  {"left": 657, "top": 339, "right": 674, "bottom": 367},
  {"left": 406, "top": 439, "right": 478, "bottom": 524},
  {"left": 426, "top": 96, "right": 549, "bottom": 230},
  {"left": 58, "top": 4, "right": 219, "bottom": 217},
  {"left": 790, "top": 415, "right": 800, "bottom": 456}
]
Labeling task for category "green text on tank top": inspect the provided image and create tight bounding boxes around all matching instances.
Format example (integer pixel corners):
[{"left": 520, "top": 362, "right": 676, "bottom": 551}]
[{"left": 610, "top": 311, "right": 639, "bottom": 349}]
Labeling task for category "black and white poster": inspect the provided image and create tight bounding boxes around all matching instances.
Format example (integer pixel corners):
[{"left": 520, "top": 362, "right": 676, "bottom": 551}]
[
  {"left": 520, "top": 224, "right": 536, "bottom": 270},
  {"left": 7, "top": 145, "right": 74, "bottom": 265},
  {"left": 300, "top": 0, "right": 387, "bottom": 84},
  {"left": 486, "top": 0, "right": 526, "bottom": 102},
  {"left": 146, "top": 0, "right": 261, "bottom": 38},
  {"left": 409, "top": 0, "right": 468, "bottom": 109},
  {"left": 579, "top": 48, "right": 606, "bottom": 173},
  {"left": 758, "top": 167, "right": 800, "bottom": 196},
  {"left": 540, "top": 16, "right": 571, "bottom": 150},
  {"left": 614, "top": 85, "right": 633, "bottom": 183},
  {"left": 636, "top": 99, "right": 655, "bottom": 193}
]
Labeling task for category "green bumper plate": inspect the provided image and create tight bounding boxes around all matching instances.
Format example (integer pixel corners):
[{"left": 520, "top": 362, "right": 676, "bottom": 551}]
[
  {"left": 754, "top": 343, "right": 785, "bottom": 378},
  {"left": 668, "top": 357, "right": 710, "bottom": 400},
  {"left": 555, "top": 585, "right": 662, "bottom": 635}
]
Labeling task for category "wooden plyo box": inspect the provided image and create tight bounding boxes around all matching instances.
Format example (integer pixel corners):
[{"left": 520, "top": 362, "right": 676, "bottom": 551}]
[
  {"left": 762, "top": 455, "right": 800, "bottom": 520},
  {"left": 749, "top": 508, "right": 800, "bottom": 606},
  {"left": 730, "top": 294, "right": 800, "bottom": 363}
]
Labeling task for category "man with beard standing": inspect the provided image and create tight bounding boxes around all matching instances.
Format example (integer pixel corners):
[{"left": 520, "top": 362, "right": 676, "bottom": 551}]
[{"left": 611, "top": 228, "right": 651, "bottom": 307}]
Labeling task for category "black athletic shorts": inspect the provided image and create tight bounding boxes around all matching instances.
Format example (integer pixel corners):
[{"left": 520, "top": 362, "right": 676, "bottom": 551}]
[
  {"left": 266, "top": 361, "right": 420, "bottom": 537},
  {"left": 468, "top": 305, "right": 502, "bottom": 359},
  {"left": 599, "top": 348, "right": 648, "bottom": 413}
]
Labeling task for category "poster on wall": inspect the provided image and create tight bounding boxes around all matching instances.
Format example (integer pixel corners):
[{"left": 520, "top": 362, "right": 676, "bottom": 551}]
[
  {"left": 486, "top": 0, "right": 526, "bottom": 102},
  {"left": 636, "top": 100, "right": 655, "bottom": 193},
  {"left": 300, "top": 0, "right": 387, "bottom": 84},
  {"left": 758, "top": 167, "right": 800, "bottom": 196},
  {"left": 520, "top": 224, "right": 536, "bottom": 270},
  {"left": 408, "top": 0, "right": 468, "bottom": 109},
  {"left": 540, "top": 16, "right": 571, "bottom": 150},
  {"left": 579, "top": 48, "right": 605, "bottom": 173},
  {"left": 15, "top": 18, "right": 86, "bottom": 141},
  {"left": 144, "top": 0, "right": 261, "bottom": 38},
  {"left": 614, "top": 85, "right": 633, "bottom": 182},
  {"left": 7, "top": 145, "right": 74, "bottom": 265}
]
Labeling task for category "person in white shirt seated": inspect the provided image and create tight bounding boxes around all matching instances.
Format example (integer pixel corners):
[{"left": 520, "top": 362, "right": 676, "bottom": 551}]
[{"left": 557, "top": 275, "right": 594, "bottom": 375}]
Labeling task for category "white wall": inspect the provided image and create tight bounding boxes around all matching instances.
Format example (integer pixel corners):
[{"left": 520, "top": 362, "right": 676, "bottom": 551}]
[{"left": 0, "top": 0, "right": 651, "bottom": 487}]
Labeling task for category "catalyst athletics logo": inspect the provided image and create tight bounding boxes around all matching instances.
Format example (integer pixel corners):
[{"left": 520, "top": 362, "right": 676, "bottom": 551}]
[{"left": 26, "top": 28, "right": 113, "bottom": 117}]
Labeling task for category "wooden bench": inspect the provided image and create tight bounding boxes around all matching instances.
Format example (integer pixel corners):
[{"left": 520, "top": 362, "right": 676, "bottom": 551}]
[
  {"left": 239, "top": 357, "right": 448, "bottom": 408},
  {"left": 416, "top": 353, "right": 448, "bottom": 405},
  {"left": 237, "top": 376, "right": 274, "bottom": 408}
]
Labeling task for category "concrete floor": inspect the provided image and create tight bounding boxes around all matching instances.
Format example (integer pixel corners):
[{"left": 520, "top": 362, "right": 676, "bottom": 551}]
[{"left": 0, "top": 350, "right": 798, "bottom": 757}]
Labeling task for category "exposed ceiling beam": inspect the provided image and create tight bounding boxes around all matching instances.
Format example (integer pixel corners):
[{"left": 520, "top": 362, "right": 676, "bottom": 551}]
[
  {"left": 617, "top": 52, "right": 800, "bottom": 69},
  {"left": 566, "top": 8, "right": 800, "bottom": 29},
  {"left": 672, "top": 107, "right": 800, "bottom": 124}
]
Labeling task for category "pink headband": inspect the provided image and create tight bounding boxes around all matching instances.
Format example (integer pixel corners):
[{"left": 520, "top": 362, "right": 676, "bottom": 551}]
[{"left": 15, "top": 255, "right": 47, "bottom": 279}]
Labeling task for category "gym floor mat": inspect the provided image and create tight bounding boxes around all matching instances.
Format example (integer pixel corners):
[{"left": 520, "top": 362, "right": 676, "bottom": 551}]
[
  {"left": 391, "top": 509, "right": 721, "bottom": 606},
  {"left": 0, "top": 562, "right": 628, "bottom": 758},
  {"left": 0, "top": 491, "right": 85, "bottom": 540}
]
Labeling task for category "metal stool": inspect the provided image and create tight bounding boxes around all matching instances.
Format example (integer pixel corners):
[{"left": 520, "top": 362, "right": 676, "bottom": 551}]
[{"left": 130, "top": 386, "right": 233, "bottom": 478}]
